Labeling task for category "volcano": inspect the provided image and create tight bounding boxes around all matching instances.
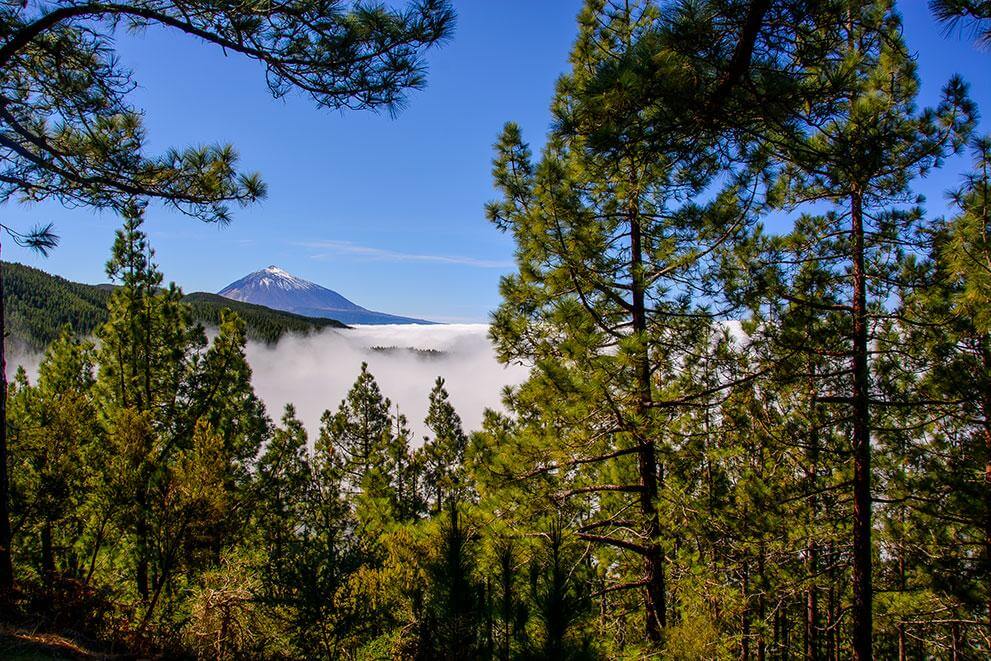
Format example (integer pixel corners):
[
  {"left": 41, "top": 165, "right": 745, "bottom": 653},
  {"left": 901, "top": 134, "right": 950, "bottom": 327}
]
[{"left": 218, "top": 266, "right": 433, "bottom": 325}]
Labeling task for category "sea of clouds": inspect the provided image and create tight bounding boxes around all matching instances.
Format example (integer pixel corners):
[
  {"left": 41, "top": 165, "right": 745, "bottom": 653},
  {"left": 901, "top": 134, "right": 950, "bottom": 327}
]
[
  {"left": 7, "top": 324, "right": 531, "bottom": 445},
  {"left": 243, "top": 324, "right": 528, "bottom": 442}
]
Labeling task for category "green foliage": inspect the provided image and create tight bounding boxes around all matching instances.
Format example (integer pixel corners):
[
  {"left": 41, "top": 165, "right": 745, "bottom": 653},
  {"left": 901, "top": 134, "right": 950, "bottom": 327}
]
[
  {"left": 319, "top": 362, "right": 425, "bottom": 524},
  {"left": 0, "top": 0, "right": 454, "bottom": 221},
  {"left": 877, "top": 135, "right": 991, "bottom": 655},
  {"left": 474, "top": 0, "right": 987, "bottom": 658},
  {"left": 7, "top": 330, "right": 97, "bottom": 591},
  {"left": 418, "top": 377, "right": 469, "bottom": 513},
  {"left": 418, "top": 502, "right": 485, "bottom": 659},
  {"left": 524, "top": 520, "right": 594, "bottom": 661},
  {"left": 0, "top": 0, "right": 455, "bottom": 647}
]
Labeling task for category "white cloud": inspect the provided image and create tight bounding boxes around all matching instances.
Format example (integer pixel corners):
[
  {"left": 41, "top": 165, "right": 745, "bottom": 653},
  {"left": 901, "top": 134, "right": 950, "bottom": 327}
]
[
  {"left": 6, "top": 349, "right": 41, "bottom": 383},
  {"left": 245, "top": 324, "right": 529, "bottom": 444},
  {"left": 6, "top": 325, "right": 530, "bottom": 447}
]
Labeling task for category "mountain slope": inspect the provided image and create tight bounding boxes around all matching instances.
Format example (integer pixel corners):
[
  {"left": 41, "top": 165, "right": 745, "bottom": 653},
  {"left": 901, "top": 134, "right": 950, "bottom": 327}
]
[
  {"left": 2, "top": 262, "right": 346, "bottom": 352},
  {"left": 2, "top": 262, "right": 109, "bottom": 353},
  {"left": 219, "top": 266, "right": 434, "bottom": 325},
  {"left": 181, "top": 292, "right": 347, "bottom": 339}
]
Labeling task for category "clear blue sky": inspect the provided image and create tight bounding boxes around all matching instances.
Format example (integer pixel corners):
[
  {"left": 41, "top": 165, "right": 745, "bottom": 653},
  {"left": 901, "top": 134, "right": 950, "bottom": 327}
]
[{"left": 3, "top": 1, "right": 989, "bottom": 322}]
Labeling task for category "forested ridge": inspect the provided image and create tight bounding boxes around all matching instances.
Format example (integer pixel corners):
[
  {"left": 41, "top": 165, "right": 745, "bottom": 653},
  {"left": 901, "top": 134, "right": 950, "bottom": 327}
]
[
  {"left": 2, "top": 0, "right": 991, "bottom": 659},
  {"left": 2, "top": 261, "right": 347, "bottom": 351}
]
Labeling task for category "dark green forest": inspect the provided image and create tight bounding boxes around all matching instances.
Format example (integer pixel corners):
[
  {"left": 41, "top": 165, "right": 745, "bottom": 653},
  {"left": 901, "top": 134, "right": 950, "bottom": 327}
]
[
  {"left": 2, "top": 0, "right": 991, "bottom": 659},
  {"left": 2, "top": 262, "right": 346, "bottom": 352}
]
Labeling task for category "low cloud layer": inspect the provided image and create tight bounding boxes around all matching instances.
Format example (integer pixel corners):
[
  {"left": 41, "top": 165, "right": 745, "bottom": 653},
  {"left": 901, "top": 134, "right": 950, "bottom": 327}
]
[
  {"left": 6, "top": 349, "right": 41, "bottom": 383},
  {"left": 246, "top": 324, "right": 530, "bottom": 443},
  {"left": 6, "top": 324, "right": 530, "bottom": 445}
]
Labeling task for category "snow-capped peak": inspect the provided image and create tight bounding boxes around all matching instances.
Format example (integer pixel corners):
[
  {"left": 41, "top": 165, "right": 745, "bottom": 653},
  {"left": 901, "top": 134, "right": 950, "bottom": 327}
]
[
  {"left": 217, "top": 266, "right": 434, "bottom": 325},
  {"left": 248, "top": 265, "right": 314, "bottom": 291}
]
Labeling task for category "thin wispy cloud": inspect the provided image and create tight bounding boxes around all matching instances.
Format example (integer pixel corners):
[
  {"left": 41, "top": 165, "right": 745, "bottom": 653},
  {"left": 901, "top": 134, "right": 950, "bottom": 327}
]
[{"left": 298, "top": 240, "right": 514, "bottom": 269}]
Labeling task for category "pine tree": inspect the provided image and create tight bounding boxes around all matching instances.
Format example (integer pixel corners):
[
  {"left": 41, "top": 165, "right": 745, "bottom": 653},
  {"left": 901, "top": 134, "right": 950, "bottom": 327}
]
[
  {"left": 85, "top": 208, "right": 272, "bottom": 626},
  {"left": 0, "top": 229, "right": 58, "bottom": 599},
  {"left": 95, "top": 203, "right": 199, "bottom": 602},
  {"left": 485, "top": 0, "right": 754, "bottom": 645},
  {"left": 253, "top": 404, "right": 315, "bottom": 651},
  {"left": 940, "top": 140, "right": 991, "bottom": 646},
  {"left": 307, "top": 408, "right": 359, "bottom": 655},
  {"left": 886, "top": 137, "right": 991, "bottom": 654},
  {"left": 319, "top": 362, "right": 419, "bottom": 526},
  {"left": 139, "top": 419, "right": 229, "bottom": 630},
  {"left": 420, "top": 377, "right": 468, "bottom": 513},
  {"left": 320, "top": 362, "right": 394, "bottom": 497},
  {"left": 419, "top": 500, "right": 483, "bottom": 660},
  {"left": 6, "top": 330, "right": 96, "bottom": 595},
  {"left": 759, "top": 4, "right": 974, "bottom": 655},
  {"left": 526, "top": 518, "right": 591, "bottom": 660},
  {"left": 390, "top": 409, "right": 426, "bottom": 521},
  {"left": 182, "top": 310, "right": 270, "bottom": 552}
]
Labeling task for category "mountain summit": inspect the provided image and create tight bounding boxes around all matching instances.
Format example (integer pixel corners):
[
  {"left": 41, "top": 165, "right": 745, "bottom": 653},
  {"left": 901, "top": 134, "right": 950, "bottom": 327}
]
[{"left": 218, "top": 266, "right": 433, "bottom": 325}]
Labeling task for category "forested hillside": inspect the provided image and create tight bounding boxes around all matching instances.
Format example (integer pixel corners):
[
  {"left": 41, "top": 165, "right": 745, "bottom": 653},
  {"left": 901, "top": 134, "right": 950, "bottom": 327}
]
[
  {"left": 2, "top": 262, "right": 109, "bottom": 352},
  {"left": 181, "top": 292, "right": 348, "bottom": 341},
  {"left": 2, "top": 262, "right": 346, "bottom": 351}
]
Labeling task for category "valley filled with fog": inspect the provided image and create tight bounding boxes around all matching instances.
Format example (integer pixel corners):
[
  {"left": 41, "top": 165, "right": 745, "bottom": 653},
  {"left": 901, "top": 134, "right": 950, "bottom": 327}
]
[
  {"left": 246, "top": 324, "right": 529, "bottom": 441},
  {"left": 8, "top": 323, "right": 530, "bottom": 443}
]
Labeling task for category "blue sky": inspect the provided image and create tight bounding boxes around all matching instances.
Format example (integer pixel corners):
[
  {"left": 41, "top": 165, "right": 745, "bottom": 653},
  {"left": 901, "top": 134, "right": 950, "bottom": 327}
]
[{"left": 3, "top": 1, "right": 989, "bottom": 322}]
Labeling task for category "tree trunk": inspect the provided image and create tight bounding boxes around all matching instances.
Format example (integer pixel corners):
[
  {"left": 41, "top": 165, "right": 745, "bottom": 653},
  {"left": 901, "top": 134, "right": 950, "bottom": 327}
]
[
  {"left": 850, "top": 188, "right": 873, "bottom": 661},
  {"left": 826, "top": 542, "right": 836, "bottom": 661},
  {"left": 136, "top": 490, "right": 149, "bottom": 600},
  {"left": 743, "top": 559, "right": 751, "bottom": 661},
  {"left": 501, "top": 549, "right": 512, "bottom": 661},
  {"left": 981, "top": 342, "right": 991, "bottom": 638},
  {"left": 786, "top": 605, "right": 794, "bottom": 659},
  {"left": 758, "top": 540, "right": 767, "bottom": 661},
  {"left": 806, "top": 538, "right": 818, "bottom": 660},
  {"left": 484, "top": 577, "right": 493, "bottom": 659},
  {"left": 41, "top": 519, "right": 54, "bottom": 591},
  {"left": 773, "top": 607, "right": 780, "bottom": 658},
  {"left": 0, "top": 252, "right": 13, "bottom": 600},
  {"left": 806, "top": 366, "right": 820, "bottom": 661},
  {"left": 84, "top": 514, "right": 109, "bottom": 586},
  {"left": 630, "top": 201, "right": 666, "bottom": 641},
  {"left": 897, "top": 502, "right": 907, "bottom": 661}
]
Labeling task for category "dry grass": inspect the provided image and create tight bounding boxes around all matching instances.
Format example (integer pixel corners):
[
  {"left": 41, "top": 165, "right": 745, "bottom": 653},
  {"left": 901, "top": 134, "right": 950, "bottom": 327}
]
[{"left": 0, "top": 623, "right": 121, "bottom": 660}]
